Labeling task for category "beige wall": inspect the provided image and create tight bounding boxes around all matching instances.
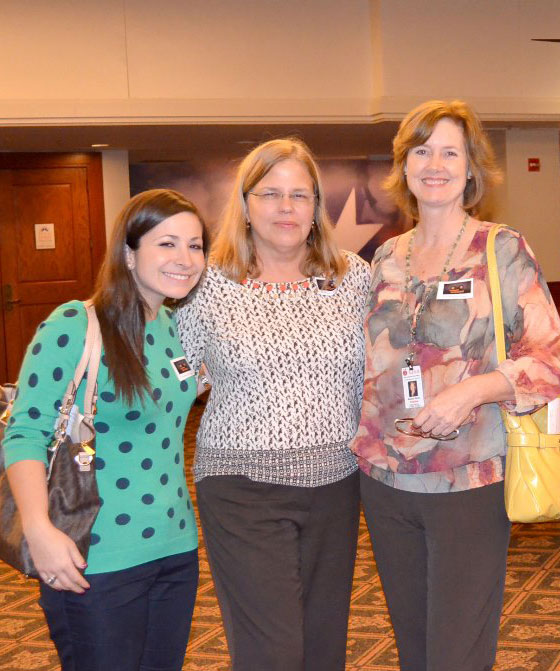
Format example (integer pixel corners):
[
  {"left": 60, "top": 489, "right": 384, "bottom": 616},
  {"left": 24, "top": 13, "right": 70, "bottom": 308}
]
[
  {"left": 2, "top": 0, "right": 560, "bottom": 124},
  {"left": 504, "top": 128, "right": 560, "bottom": 281},
  {"left": 375, "top": 0, "right": 560, "bottom": 119},
  {"left": 101, "top": 150, "right": 131, "bottom": 238},
  {"left": 4, "top": 0, "right": 560, "bottom": 124},
  {"left": 0, "top": 0, "right": 374, "bottom": 123},
  {"left": 1, "top": 1, "right": 127, "bottom": 101}
]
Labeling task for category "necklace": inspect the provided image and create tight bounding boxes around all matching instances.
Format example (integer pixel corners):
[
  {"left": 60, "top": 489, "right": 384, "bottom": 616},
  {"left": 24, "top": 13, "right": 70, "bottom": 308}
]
[
  {"left": 241, "top": 277, "right": 312, "bottom": 299},
  {"left": 404, "top": 211, "right": 469, "bottom": 369}
]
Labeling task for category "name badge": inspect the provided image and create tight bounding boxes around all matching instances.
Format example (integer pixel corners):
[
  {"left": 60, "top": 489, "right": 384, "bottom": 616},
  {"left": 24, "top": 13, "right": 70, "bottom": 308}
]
[
  {"left": 170, "top": 356, "right": 195, "bottom": 381},
  {"left": 401, "top": 366, "right": 425, "bottom": 409},
  {"left": 437, "top": 279, "right": 473, "bottom": 300},
  {"left": 315, "top": 277, "right": 338, "bottom": 294}
]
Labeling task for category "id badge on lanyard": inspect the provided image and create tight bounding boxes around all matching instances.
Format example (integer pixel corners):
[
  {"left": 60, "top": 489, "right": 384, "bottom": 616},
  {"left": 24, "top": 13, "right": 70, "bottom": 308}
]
[{"left": 401, "top": 365, "right": 425, "bottom": 409}]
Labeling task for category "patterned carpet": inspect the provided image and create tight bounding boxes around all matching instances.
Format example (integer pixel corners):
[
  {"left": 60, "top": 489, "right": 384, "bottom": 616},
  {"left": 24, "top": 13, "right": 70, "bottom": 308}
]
[{"left": 0, "top": 399, "right": 560, "bottom": 670}]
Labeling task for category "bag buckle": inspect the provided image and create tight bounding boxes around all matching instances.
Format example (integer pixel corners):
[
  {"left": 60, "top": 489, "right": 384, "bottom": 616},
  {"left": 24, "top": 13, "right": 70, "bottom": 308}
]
[{"left": 74, "top": 443, "right": 95, "bottom": 472}]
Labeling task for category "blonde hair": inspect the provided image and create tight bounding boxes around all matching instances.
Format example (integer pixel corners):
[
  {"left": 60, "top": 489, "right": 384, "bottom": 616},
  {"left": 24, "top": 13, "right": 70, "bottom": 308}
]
[
  {"left": 211, "top": 138, "right": 347, "bottom": 282},
  {"left": 384, "top": 100, "right": 502, "bottom": 220}
]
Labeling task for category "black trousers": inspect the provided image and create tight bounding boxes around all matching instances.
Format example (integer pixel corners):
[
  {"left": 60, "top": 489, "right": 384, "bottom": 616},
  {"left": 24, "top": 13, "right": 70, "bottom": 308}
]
[
  {"left": 360, "top": 473, "right": 511, "bottom": 671},
  {"left": 196, "top": 472, "right": 360, "bottom": 671},
  {"left": 39, "top": 550, "right": 198, "bottom": 671}
]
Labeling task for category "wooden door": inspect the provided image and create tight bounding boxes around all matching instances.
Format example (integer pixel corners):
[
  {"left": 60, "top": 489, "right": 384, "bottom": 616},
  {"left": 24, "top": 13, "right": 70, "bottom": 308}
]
[{"left": 0, "top": 154, "right": 106, "bottom": 381}]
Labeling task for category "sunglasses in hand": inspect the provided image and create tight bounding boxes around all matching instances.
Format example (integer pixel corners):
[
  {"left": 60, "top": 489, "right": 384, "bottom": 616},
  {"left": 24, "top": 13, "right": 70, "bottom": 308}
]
[{"left": 394, "top": 418, "right": 459, "bottom": 441}]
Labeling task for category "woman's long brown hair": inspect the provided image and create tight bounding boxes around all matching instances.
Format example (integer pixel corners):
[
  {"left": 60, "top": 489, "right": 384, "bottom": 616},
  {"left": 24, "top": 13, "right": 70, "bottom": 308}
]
[{"left": 92, "top": 189, "right": 208, "bottom": 405}]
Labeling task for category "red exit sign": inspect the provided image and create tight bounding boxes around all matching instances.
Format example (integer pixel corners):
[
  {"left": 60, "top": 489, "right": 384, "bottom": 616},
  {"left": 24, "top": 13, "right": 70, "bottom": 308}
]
[{"left": 528, "top": 158, "right": 541, "bottom": 172}]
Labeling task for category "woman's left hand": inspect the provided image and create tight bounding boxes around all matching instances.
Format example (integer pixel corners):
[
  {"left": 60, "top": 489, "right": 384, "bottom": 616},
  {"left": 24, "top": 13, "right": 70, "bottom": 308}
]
[
  {"left": 412, "top": 381, "right": 477, "bottom": 437},
  {"left": 412, "top": 371, "right": 515, "bottom": 437}
]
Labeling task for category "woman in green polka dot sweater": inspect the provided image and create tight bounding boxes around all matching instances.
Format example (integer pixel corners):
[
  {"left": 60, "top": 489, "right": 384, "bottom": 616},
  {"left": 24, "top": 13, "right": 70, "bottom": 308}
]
[{"left": 3, "top": 189, "right": 208, "bottom": 671}]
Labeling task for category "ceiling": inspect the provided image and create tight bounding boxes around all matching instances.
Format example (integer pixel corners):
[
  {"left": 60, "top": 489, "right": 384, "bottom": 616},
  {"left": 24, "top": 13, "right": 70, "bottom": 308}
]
[
  {"left": 0, "top": 119, "right": 552, "bottom": 164},
  {"left": 0, "top": 122, "right": 401, "bottom": 163}
]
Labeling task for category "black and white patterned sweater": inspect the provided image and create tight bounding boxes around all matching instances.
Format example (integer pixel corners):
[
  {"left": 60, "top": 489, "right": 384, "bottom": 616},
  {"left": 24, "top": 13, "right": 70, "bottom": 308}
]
[{"left": 175, "top": 251, "right": 372, "bottom": 487}]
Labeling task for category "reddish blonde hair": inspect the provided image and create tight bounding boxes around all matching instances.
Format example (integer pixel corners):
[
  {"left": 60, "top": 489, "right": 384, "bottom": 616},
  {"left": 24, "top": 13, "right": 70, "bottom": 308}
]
[{"left": 384, "top": 99, "right": 502, "bottom": 219}]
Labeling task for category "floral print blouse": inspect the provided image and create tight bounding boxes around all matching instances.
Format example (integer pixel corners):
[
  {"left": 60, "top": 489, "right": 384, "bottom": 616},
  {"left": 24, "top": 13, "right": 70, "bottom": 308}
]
[{"left": 352, "top": 222, "right": 560, "bottom": 493}]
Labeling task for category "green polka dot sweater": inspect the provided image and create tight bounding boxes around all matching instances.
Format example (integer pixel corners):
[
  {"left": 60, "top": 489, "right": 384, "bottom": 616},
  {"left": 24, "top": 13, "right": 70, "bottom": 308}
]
[{"left": 3, "top": 300, "right": 198, "bottom": 574}]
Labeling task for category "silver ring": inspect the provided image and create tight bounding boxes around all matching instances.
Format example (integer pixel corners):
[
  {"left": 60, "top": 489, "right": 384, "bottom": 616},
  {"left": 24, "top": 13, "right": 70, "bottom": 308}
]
[{"left": 46, "top": 575, "right": 57, "bottom": 586}]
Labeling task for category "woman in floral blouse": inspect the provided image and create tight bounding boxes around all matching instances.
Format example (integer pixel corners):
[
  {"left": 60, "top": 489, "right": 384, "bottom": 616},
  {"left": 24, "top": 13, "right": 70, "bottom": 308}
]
[{"left": 353, "top": 100, "right": 560, "bottom": 671}]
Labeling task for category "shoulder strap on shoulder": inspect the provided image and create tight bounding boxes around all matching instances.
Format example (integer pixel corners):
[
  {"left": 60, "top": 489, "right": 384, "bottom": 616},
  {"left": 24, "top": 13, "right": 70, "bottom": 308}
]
[
  {"left": 58, "top": 301, "right": 101, "bottom": 419},
  {"left": 486, "top": 224, "right": 507, "bottom": 363}
]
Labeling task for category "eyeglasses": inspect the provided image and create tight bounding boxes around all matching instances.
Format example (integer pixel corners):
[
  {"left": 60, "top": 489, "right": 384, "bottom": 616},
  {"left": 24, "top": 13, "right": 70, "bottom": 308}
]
[
  {"left": 394, "top": 418, "right": 459, "bottom": 441},
  {"left": 248, "top": 190, "right": 316, "bottom": 207}
]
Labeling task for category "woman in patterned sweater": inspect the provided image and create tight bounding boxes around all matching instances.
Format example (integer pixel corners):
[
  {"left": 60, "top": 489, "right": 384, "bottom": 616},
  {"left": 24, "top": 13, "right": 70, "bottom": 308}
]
[
  {"left": 353, "top": 100, "right": 560, "bottom": 671},
  {"left": 4, "top": 189, "right": 208, "bottom": 671},
  {"left": 176, "top": 138, "right": 371, "bottom": 671}
]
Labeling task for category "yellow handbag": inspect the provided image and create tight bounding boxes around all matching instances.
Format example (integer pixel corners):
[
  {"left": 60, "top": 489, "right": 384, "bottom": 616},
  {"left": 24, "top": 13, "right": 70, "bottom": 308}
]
[{"left": 487, "top": 224, "right": 560, "bottom": 523}]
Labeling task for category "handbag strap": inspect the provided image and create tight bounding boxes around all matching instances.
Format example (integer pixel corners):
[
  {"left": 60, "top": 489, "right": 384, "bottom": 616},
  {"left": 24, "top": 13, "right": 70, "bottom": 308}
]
[
  {"left": 486, "top": 224, "right": 507, "bottom": 364},
  {"left": 47, "top": 302, "right": 102, "bottom": 478},
  {"left": 57, "top": 301, "right": 102, "bottom": 426},
  {"left": 83, "top": 303, "right": 102, "bottom": 422}
]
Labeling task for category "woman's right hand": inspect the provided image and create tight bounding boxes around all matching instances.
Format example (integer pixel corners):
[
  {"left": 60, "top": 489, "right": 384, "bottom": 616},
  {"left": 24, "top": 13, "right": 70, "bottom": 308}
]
[
  {"left": 24, "top": 521, "right": 90, "bottom": 593},
  {"left": 5, "top": 460, "right": 91, "bottom": 591},
  {"left": 6, "top": 461, "right": 90, "bottom": 593}
]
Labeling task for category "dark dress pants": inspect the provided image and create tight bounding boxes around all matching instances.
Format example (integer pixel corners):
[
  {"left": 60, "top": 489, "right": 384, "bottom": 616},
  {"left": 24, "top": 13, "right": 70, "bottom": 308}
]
[
  {"left": 39, "top": 549, "right": 199, "bottom": 671},
  {"left": 360, "top": 473, "right": 511, "bottom": 671},
  {"left": 196, "top": 471, "right": 360, "bottom": 671}
]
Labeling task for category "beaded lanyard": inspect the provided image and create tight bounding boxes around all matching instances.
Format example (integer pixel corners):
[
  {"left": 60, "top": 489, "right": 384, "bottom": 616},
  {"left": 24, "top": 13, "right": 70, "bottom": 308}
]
[{"left": 404, "top": 211, "right": 469, "bottom": 370}]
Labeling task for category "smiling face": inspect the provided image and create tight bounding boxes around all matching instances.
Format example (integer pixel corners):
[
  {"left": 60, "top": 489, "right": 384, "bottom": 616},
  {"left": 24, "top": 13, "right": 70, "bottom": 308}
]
[
  {"left": 245, "top": 158, "right": 316, "bottom": 261},
  {"left": 405, "top": 117, "right": 469, "bottom": 214},
  {"left": 127, "top": 211, "right": 205, "bottom": 317}
]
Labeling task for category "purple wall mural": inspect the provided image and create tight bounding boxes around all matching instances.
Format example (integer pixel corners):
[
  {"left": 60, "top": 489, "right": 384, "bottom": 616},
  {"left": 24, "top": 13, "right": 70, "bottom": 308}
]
[{"left": 130, "top": 157, "right": 409, "bottom": 263}]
